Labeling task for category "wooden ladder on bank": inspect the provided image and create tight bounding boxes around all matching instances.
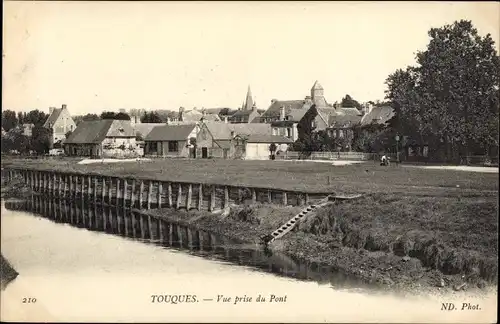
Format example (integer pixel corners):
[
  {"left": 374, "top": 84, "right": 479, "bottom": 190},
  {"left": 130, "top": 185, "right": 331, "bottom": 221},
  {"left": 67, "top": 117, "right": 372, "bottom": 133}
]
[{"left": 261, "top": 194, "right": 364, "bottom": 245}]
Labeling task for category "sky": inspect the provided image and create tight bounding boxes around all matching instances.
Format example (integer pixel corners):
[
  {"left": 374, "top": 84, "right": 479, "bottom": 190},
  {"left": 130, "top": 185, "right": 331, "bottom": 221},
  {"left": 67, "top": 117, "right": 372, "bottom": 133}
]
[{"left": 2, "top": 1, "right": 499, "bottom": 115}]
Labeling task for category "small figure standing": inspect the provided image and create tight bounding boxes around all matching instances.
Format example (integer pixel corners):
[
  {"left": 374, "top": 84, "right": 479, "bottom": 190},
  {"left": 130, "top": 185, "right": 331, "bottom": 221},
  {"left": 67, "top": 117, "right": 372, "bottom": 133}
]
[{"left": 380, "top": 154, "right": 390, "bottom": 166}]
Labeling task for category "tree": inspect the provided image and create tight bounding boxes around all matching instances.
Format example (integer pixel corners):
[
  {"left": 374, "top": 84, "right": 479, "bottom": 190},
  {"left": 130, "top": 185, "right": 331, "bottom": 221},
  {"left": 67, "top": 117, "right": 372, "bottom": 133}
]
[
  {"left": 141, "top": 111, "right": 163, "bottom": 123},
  {"left": 25, "top": 110, "right": 48, "bottom": 127},
  {"left": 341, "top": 94, "right": 362, "bottom": 109},
  {"left": 2, "top": 110, "right": 18, "bottom": 131},
  {"left": 385, "top": 20, "right": 500, "bottom": 162},
  {"left": 100, "top": 111, "right": 131, "bottom": 120},
  {"left": 31, "top": 126, "right": 52, "bottom": 154}
]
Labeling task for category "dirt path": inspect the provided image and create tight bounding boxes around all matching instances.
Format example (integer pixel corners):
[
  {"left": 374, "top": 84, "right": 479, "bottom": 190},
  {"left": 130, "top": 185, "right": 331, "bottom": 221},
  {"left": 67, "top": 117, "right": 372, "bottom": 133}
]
[{"left": 402, "top": 165, "right": 498, "bottom": 173}]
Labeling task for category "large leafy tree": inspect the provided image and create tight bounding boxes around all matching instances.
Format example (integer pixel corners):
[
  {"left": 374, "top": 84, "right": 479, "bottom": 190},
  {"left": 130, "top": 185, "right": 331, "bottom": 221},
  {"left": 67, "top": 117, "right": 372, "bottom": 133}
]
[
  {"left": 385, "top": 20, "right": 499, "bottom": 162},
  {"left": 31, "top": 126, "right": 52, "bottom": 154},
  {"left": 2, "top": 110, "right": 18, "bottom": 131},
  {"left": 25, "top": 109, "right": 48, "bottom": 126}
]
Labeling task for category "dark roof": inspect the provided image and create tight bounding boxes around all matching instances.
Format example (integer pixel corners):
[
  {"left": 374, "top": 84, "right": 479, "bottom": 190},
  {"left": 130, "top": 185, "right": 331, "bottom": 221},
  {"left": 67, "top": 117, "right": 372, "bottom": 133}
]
[
  {"left": 134, "top": 123, "right": 165, "bottom": 138},
  {"left": 260, "top": 100, "right": 312, "bottom": 121},
  {"left": 361, "top": 106, "right": 395, "bottom": 126},
  {"left": 43, "top": 108, "right": 62, "bottom": 128},
  {"left": 145, "top": 124, "right": 196, "bottom": 141},
  {"left": 202, "top": 121, "right": 271, "bottom": 140},
  {"left": 328, "top": 107, "right": 363, "bottom": 127},
  {"left": 242, "top": 134, "right": 294, "bottom": 144},
  {"left": 65, "top": 120, "right": 114, "bottom": 144},
  {"left": 64, "top": 120, "right": 135, "bottom": 144}
]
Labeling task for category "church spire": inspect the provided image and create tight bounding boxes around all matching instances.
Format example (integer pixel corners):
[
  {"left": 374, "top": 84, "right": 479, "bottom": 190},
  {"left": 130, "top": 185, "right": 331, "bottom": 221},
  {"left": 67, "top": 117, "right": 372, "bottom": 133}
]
[{"left": 244, "top": 85, "right": 254, "bottom": 111}]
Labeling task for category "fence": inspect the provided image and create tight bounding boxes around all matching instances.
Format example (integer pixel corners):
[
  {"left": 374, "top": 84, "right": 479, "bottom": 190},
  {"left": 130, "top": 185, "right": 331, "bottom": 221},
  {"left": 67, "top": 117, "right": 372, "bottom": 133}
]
[{"left": 277, "top": 151, "right": 388, "bottom": 161}]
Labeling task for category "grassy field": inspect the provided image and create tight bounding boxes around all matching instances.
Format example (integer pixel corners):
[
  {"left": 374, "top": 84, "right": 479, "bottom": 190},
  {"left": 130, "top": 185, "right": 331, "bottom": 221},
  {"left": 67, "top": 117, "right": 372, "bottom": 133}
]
[{"left": 2, "top": 156, "right": 498, "bottom": 195}]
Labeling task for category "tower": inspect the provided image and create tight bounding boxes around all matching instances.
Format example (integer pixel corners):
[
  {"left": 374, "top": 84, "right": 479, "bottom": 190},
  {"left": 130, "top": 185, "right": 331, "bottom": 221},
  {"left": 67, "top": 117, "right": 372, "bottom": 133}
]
[
  {"left": 244, "top": 85, "right": 254, "bottom": 111},
  {"left": 311, "top": 80, "right": 328, "bottom": 108}
]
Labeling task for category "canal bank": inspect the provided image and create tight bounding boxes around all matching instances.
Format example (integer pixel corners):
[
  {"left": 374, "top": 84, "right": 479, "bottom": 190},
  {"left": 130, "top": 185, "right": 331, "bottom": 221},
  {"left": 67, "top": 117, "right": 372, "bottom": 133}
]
[
  {"left": 1, "top": 175, "right": 497, "bottom": 295},
  {"left": 2, "top": 201, "right": 496, "bottom": 323}
]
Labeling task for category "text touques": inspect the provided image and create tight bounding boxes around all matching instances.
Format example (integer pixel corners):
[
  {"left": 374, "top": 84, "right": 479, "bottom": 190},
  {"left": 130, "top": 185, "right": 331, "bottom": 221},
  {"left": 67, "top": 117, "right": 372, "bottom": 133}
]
[{"left": 150, "top": 294, "right": 287, "bottom": 304}]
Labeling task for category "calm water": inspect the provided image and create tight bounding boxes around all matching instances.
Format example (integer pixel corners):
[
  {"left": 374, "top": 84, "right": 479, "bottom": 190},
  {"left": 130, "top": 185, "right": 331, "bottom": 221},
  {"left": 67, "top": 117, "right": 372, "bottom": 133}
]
[{"left": 1, "top": 196, "right": 496, "bottom": 322}]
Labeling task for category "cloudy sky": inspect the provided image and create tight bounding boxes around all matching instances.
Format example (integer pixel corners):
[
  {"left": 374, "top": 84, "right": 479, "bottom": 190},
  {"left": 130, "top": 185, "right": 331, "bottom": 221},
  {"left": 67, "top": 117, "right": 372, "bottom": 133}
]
[{"left": 3, "top": 1, "right": 499, "bottom": 115}]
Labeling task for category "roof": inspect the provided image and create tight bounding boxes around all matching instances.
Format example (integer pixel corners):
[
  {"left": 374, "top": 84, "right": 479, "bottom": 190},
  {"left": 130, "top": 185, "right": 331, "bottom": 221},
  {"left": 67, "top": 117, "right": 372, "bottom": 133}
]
[
  {"left": 316, "top": 107, "right": 338, "bottom": 124},
  {"left": 260, "top": 100, "right": 312, "bottom": 121},
  {"left": 239, "top": 134, "right": 294, "bottom": 144},
  {"left": 65, "top": 120, "right": 115, "bottom": 144},
  {"left": 145, "top": 124, "right": 196, "bottom": 141},
  {"left": 134, "top": 123, "right": 165, "bottom": 138},
  {"left": 202, "top": 121, "right": 272, "bottom": 140},
  {"left": 201, "top": 113, "right": 221, "bottom": 122},
  {"left": 327, "top": 107, "right": 363, "bottom": 127},
  {"left": 180, "top": 109, "right": 203, "bottom": 122},
  {"left": 311, "top": 80, "right": 324, "bottom": 91},
  {"left": 43, "top": 108, "right": 62, "bottom": 128},
  {"left": 360, "top": 106, "right": 395, "bottom": 126},
  {"left": 105, "top": 120, "right": 136, "bottom": 137}
]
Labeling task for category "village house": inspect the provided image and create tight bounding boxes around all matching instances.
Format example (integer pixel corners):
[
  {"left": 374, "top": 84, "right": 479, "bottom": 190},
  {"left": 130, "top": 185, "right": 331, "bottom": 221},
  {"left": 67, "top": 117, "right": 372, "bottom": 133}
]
[
  {"left": 144, "top": 124, "right": 199, "bottom": 158},
  {"left": 259, "top": 81, "right": 337, "bottom": 142},
  {"left": 64, "top": 119, "right": 137, "bottom": 158},
  {"left": 228, "top": 86, "right": 261, "bottom": 123},
  {"left": 43, "top": 104, "right": 77, "bottom": 147},
  {"left": 233, "top": 134, "right": 293, "bottom": 160},
  {"left": 196, "top": 121, "right": 273, "bottom": 159},
  {"left": 325, "top": 104, "right": 364, "bottom": 151}
]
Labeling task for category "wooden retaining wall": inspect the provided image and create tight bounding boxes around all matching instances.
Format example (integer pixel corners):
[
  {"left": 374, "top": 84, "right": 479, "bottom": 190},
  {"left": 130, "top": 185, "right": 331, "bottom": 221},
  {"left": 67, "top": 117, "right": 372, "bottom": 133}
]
[{"left": 2, "top": 168, "right": 331, "bottom": 211}]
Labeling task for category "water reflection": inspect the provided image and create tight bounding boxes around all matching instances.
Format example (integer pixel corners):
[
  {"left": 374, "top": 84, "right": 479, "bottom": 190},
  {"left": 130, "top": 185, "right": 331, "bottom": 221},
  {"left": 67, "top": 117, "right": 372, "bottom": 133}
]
[{"left": 4, "top": 196, "right": 378, "bottom": 291}]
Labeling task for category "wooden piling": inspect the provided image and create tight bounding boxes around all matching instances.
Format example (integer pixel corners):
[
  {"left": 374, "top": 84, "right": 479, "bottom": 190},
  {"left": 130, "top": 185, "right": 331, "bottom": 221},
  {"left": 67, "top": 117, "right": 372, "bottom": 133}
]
[
  {"left": 80, "top": 175, "right": 85, "bottom": 201},
  {"left": 282, "top": 192, "right": 288, "bottom": 206},
  {"left": 102, "top": 177, "right": 106, "bottom": 204},
  {"left": 147, "top": 215, "right": 153, "bottom": 239},
  {"left": 130, "top": 179, "right": 136, "bottom": 208},
  {"left": 186, "top": 184, "right": 192, "bottom": 210},
  {"left": 130, "top": 211, "right": 136, "bottom": 238},
  {"left": 123, "top": 179, "right": 128, "bottom": 206},
  {"left": 116, "top": 178, "right": 121, "bottom": 206},
  {"left": 157, "top": 182, "right": 162, "bottom": 208},
  {"left": 87, "top": 176, "right": 92, "bottom": 198},
  {"left": 140, "top": 213, "right": 146, "bottom": 239},
  {"left": 158, "top": 220, "right": 164, "bottom": 242},
  {"left": 251, "top": 188, "right": 257, "bottom": 204},
  {"left": 305, "top": 193, "right": 309, "bottom": 205},
  {"left": 267, "top": 189, "right": 272, "bottom": 203},
  {"left": 139, "top": 181, "right": 144, "bottom": 208},
  {"left": 168, "top": 223, "right": 173, "bottom": 245},
  {"left": 198, "top": 184, "right": 203, "bottom": 210},
  {"left": 108, "top": 177, "right": 113, "bottom": 205},
  {"left": 147, "top": 181, "right": 153, "bottom": 209},
  {"left": 167, "top": 182, "right": 173, "bottom": 207},
  {"left": 224, "top": 186, "right": 229, "bottom": 208},
  {"left": 93, "top": 177, "right": 98, "bottom": 204},
  {"left": 176, "top": 184, "right": 182, "bottom": 209},
  {"left": 209, "top": 185, "right": 216, "bottom": 212}
]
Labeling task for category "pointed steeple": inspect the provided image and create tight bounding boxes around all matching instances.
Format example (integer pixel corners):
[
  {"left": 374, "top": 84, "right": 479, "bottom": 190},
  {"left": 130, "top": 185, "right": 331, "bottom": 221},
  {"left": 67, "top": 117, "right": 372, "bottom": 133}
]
[{"left": 244, "top": 85, "right": 254, "bottom": 111}]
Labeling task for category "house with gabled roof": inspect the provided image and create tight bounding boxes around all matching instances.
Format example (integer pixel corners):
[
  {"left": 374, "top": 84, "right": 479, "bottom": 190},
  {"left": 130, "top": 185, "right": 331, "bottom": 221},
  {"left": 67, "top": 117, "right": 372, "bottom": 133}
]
[
  {"left": 64, "top": 119, "right": 137, "bottom": 158},
  {"left": 144, "top": 124, "right": 199, "bottom": 158},
  {"left": 43, "top": 104, "right": 77, "bottom": 147},
  {"left": 233, "top": 134, "right": 293, "bottom": 160},
  {"left": 196, "top": 121, "right": 272, "bottom": 159},
  {"left": 258, "top": 81, "right": 338, "bottom": 142}
]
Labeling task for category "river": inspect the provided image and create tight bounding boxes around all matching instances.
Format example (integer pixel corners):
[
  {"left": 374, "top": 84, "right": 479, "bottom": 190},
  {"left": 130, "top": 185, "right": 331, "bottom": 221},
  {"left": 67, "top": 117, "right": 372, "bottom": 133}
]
[{"left": 1, "top": 197, "right": 496, "bottom": 323}]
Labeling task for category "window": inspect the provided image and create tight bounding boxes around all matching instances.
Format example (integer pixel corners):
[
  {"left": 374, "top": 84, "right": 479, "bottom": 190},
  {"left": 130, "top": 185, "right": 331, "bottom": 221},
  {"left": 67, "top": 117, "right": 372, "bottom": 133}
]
[
  {"left": 168, "top": 141, "right": 178, "bottom": 152},
  {"left": 286, "top": 128, "right": 291, "bottom": 138},
  {"left": 149, "top": 142, "right": 158, "bottom": 153}
]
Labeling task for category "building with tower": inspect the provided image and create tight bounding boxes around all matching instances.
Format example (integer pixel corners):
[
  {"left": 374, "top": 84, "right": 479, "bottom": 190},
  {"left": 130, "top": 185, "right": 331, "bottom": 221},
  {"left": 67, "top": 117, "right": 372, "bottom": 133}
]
[{"left": 229, "top": 86, "right": 261, "bottom": 123}]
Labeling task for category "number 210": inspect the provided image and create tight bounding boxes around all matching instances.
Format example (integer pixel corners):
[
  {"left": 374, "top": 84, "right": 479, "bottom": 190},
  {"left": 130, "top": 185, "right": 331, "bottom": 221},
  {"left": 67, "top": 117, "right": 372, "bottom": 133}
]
[{"left": 22, "top": 298, "right": 37, "bottom": 303}]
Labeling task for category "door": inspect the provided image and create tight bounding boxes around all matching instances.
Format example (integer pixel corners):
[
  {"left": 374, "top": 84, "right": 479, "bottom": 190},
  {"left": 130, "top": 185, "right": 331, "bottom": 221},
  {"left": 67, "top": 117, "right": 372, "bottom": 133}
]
[{"left": 202, "top": 147, "right": 208, "bottom": 159}]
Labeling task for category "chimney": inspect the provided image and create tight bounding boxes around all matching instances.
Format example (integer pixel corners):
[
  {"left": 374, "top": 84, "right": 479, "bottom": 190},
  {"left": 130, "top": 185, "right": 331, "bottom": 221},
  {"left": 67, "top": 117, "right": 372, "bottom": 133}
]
[
  {"left": 252, "top": 103, "right": 257, "bottom": 111},
  {"left": 230, "top": 130, "right": 235, "bottom": 138},
  {"left": 62, "top": 104, "right": 67, "bottom": 110},
  {"left": 271, "top": 99, "right": 277, "bottom": 104},
  {"left": 364, "top": 103, "right": 373, "bottom": 115},
  {"left": 224, "top": 116, "right": 228, "bottom": 123},
  {"left": 49, "top": 107, "right": 55, "bottom": 114},
  {"left": 279, "top": 106, "right": 286, "bottom": 121}
]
